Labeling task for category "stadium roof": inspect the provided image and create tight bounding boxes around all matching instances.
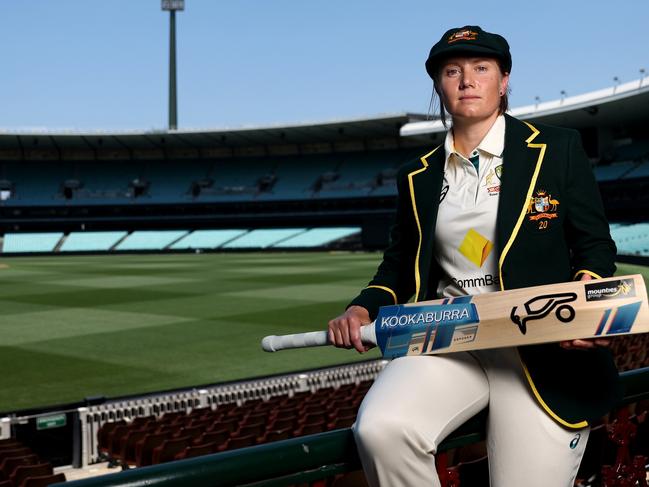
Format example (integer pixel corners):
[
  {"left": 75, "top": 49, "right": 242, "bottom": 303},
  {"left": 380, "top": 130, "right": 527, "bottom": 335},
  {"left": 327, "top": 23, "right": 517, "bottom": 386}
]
[
  {"left": 401, "top": 76, "right": 649, "bottom": 140},
  {"left": 1, "top": 76, "right": 648, "bottom": 157}
]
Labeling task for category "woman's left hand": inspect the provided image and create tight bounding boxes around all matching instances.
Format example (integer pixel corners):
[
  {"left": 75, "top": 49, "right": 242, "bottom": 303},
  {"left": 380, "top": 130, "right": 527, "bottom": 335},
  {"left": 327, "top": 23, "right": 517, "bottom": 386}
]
[{"left": 559, "top": 273, "right": 611, "bottom": 350}]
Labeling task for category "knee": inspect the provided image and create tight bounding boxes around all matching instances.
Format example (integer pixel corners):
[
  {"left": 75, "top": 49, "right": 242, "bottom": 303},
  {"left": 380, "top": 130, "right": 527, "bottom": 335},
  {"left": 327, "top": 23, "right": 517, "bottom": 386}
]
[{"left": 353, "top": 407, "right": 419, "bottom": 457}]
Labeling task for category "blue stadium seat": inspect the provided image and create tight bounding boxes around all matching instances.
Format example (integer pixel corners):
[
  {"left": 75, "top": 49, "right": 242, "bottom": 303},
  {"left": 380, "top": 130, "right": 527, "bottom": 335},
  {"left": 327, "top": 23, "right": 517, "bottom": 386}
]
[
  {"left": 60, "top": 231, "right": 128, "bottom": 252},
  {"left": 115, "top": 231, "right": 189, "bottom": 251},
  {"left": 273, "top": 227, "right": 361, "bottom": 248},
  {"left": 2, "top": 233, "right": 63, "bottom": 253}
]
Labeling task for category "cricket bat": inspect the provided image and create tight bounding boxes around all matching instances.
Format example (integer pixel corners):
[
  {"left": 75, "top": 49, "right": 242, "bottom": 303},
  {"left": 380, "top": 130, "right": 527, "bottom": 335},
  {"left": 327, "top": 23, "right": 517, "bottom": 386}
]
[{"left": 261, "top": 274, "right": 649, "bottom": 359}]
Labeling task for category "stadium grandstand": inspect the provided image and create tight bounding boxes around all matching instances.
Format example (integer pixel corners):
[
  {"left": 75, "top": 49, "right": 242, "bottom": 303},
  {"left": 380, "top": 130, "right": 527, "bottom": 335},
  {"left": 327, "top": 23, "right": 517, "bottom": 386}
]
[{"left": 0, "top": 76, "right": 648, "bottom": 486}]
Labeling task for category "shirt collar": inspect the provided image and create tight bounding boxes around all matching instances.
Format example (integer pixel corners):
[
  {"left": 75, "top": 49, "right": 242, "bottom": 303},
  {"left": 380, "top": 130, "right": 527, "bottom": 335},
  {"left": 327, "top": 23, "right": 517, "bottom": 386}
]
[{"left": 444, "top": 114, "right": 506, "bottom": 165}]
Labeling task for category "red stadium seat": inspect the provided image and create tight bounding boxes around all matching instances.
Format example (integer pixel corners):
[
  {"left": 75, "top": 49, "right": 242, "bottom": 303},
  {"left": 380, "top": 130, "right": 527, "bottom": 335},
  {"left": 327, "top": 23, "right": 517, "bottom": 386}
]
[
  {"left": 0, "top": 449, "right": 32, "bottom": 464},
  {"left": 244, "top": 412, "right": 269, "bottom": 425},
  {"left": 151, "top": 436, "right": 191, "bottom": 465},
  {"left": 327, "top": 415, "right": 356, "bottom": 430},
  {"left": 174, "top": 443, "right": 215, "bottom": 460},
  {"left": 0, "top": 454, "right": 39, "bottom": 480},
  {"left": 175, "top": 425, "right": 205, "bottom": 441},
  {"left": 219, "top": 434, "right": 256, "bottom": 452},
  {"left": 10, "top": 464, "right": 53, "bottom": 487},
  {"left": 118, "top": 430, "right": 148, "bottom": 467},
  {"left": 135, "top": 433, "right": 167, "bottom": 467},
  {"left": 215, "top": 417, "right": 241, "bottom": 433},
  {"left": 107, "top": 425, "right": 131, "bottom": 459},
  {"left": 235, "top": 423, "right": 265, "bottom": 439},
  {"left": 195, "top": 429, "right": 229, "bottom": 448},
  {"left": 0, "top": 442, "right": 22, "bottom": 451},
  {"left": 258, "top": 427, "right": 292, "bottom": 443},
  {"left": 20, "top": 472, "right": 67, "bottom": 487},
  {"left": 269, "top": 418, "right": 297, "bottom": 431},
  {"left": 295, "top": 421, "right": 326, "bottom": 436},
  {"left": 97, "top": 421, "right": 126, "bottom": 454},
  {"left": 299, "top": 412, "right": 328, "bottom": 426}
]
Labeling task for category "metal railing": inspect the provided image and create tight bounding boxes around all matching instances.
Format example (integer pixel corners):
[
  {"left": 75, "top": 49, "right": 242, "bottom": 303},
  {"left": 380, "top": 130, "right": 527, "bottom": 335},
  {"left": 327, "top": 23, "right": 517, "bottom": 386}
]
[{"left": 56, "top": 366, "right": 649, "bottom": 487}]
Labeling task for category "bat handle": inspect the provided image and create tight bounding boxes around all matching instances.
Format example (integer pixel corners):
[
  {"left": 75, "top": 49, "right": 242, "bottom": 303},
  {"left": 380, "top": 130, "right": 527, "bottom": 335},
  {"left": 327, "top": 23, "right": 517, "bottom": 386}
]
[{"left": 262, "top": 323, "right": 377, "bottom": 352}]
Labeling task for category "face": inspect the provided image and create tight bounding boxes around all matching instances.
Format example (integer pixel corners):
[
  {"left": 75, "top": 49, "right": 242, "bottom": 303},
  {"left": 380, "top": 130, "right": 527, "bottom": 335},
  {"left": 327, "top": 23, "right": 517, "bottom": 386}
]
[{"left": 437, "top": 57, "right": 509, "bottom": 123}]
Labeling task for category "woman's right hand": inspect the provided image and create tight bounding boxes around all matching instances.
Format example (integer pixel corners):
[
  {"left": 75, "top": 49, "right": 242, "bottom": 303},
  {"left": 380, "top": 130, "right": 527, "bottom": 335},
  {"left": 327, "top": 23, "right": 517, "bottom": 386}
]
[{"left": 328, "top": 305, "right": 372, "bottom": 353}]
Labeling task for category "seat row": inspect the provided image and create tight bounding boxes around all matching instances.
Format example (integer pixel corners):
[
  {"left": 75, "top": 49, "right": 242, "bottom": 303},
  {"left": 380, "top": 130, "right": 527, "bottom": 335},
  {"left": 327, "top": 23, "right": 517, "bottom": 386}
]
[
  {"left": 0, "top": 439, "right": 65, "bottom": 487},
  {"left": 96, "top": 381, "right": 372, "bottom": 468}
]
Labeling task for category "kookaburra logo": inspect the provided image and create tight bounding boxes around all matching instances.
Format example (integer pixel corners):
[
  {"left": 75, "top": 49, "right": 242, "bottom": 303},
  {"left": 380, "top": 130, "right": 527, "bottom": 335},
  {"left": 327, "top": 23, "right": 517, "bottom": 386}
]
[{"left": 510, "top": 292, "right": 578, "bottom": 334}]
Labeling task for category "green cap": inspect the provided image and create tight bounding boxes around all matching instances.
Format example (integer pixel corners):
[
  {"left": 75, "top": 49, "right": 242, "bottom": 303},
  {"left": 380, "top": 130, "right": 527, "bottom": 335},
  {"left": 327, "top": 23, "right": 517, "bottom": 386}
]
[{"left": 425, "top": 25, "right": 512, "bottom": 79}]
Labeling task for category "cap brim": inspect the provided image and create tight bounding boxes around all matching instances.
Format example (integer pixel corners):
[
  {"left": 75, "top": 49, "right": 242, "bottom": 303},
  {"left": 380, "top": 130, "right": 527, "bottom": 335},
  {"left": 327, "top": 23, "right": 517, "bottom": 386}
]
[{"left": 426, "top": 44, "right": 509, "bottom": 78}]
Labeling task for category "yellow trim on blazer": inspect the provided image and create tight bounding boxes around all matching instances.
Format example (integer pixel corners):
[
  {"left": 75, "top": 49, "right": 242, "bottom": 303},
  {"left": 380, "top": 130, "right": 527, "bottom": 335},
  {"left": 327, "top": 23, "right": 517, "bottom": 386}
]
[
  {"left": 502, "top": 123, "right": 590, "bottom": 429},
  {"left": 366, "top": 285, "right": 398, "bottom": 304},
  {"left": 519, "top": 352, "right": 589, "bottom": 429},
  {"left": 498, "top": 122, "right": 547, "bottom": 291},
  {"left": 573, "top": 269, "right": 603, "bottom": 280},
  {"left": 408, "top": 146, "right": 440, "bottom": 302}
]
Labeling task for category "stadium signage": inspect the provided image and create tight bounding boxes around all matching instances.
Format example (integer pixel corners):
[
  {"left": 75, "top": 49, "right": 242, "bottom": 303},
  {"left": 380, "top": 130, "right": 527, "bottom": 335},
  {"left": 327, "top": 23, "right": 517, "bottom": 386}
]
[{"left": 36, "top": 414, "right": 66, "bottom": 430}]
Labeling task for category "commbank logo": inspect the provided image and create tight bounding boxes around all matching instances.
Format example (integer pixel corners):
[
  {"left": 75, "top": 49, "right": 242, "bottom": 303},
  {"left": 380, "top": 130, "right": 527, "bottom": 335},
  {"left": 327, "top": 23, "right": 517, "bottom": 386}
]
[{"left": 458, "top": 229, "right": 492, "bottom": 268}]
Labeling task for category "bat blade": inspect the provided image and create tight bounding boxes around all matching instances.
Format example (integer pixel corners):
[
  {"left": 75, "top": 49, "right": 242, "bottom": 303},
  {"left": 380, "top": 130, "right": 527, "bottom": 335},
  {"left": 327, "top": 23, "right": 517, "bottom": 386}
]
[
  {"left": 376, "top": 274, "right": 649, "bottom": 358},
  {"left": 261, "top": 275, "right": 649, "bottom": 359}
]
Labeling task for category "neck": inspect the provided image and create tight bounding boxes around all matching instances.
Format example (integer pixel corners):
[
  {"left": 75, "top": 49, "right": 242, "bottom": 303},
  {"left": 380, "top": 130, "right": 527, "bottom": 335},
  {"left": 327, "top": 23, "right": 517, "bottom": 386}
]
[{"left": 451, "top": 112, "right": 500, "bottom": 158}]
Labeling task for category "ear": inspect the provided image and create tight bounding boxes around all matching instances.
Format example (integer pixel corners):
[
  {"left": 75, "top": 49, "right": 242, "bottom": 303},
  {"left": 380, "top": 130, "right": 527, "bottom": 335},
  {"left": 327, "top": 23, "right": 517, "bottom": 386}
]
[{"left": 500, "top": 72, "right": 510, "bottom": 95}]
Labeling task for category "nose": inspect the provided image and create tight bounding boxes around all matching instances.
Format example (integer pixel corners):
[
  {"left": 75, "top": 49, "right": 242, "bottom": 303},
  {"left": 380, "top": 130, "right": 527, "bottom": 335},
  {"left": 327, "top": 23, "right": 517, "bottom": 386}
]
[{"left": 460, "top": 71, "right": 475, "bottom": 89}]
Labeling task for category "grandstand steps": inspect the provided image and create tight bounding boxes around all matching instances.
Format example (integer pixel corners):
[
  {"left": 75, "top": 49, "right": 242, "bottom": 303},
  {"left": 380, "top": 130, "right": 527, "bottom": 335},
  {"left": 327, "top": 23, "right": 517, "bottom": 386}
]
[
  {"left": 269, "top": 228, "right": 309, "bottom": 248},
  {"left": 53, "top": 234, "right": 67, "bottom": 253},
  {"left": 219, "top": 229, "right": 251, "bottom": 248},
  {"left": 109, "top": 233, "right": 130, "bottom": 252},
  {"left": 162, "top": 232, "right": 190, "bottom": 251}
]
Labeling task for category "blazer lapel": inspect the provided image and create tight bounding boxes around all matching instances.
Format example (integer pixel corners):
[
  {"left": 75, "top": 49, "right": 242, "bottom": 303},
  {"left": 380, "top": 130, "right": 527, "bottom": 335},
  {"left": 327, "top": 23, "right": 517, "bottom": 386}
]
[
  {"left": 408, "top": 146, "right": 444, "bottom": 301},
  {"left": 497, "top": 114, "right": 548, "bottom": 289}
]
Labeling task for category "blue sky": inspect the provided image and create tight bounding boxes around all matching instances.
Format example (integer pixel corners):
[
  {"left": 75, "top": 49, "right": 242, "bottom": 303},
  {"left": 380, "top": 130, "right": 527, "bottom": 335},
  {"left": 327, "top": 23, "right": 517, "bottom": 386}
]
[{"left": 1, "top": 0, "right": 648, "bottom": 131}]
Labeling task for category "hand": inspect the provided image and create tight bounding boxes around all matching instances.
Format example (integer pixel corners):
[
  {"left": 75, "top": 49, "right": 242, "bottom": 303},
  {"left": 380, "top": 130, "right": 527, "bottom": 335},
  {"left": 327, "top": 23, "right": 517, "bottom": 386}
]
[
  {"left": 560, "top": 273, "right": 611, "bottom": 350},
  {"left": 328, "top": 306, "right": 372, "bottom": 353}
]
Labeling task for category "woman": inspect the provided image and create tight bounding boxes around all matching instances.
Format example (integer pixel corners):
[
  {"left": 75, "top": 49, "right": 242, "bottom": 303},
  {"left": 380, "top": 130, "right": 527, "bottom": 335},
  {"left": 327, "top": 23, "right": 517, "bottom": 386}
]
[{"left": 328, "top": 25, "right": 620, "bottom": 486}]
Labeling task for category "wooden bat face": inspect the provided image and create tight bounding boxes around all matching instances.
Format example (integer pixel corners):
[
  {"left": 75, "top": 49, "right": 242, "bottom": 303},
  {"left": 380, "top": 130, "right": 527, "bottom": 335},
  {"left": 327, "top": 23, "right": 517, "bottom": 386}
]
[{"left": 374, "top": 275, "right": 649, "bottom": 359}]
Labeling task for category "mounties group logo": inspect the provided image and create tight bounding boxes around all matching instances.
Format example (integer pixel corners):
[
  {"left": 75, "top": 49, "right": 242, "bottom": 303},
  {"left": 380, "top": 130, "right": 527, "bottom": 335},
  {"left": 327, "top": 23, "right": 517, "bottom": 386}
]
[{"left": 585, "top": 279, "right": 635, "bottom": 302}]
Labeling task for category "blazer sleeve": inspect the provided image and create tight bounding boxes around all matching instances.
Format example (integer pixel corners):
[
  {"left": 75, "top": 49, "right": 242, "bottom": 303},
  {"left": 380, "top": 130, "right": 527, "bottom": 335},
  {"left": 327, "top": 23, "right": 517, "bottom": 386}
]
[
  {"left": 564, "top": 131, "right": 617, "bottom": 279},
  {"left": 347, "top": 167, "right": 417, "bottom": 319}
]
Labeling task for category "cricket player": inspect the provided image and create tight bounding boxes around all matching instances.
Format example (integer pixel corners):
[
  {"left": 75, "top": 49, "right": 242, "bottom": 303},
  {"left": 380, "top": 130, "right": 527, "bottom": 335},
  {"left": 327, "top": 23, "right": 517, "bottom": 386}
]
[{"left": 328, "top": 26, "right": 620, "bottom": 486}]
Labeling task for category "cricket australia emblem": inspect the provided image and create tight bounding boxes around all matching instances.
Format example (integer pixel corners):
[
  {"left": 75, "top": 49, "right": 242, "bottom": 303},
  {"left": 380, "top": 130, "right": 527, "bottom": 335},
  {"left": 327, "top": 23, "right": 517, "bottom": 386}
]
[{"left": 526, "top": 189, "right": 560, "bottom": 231}]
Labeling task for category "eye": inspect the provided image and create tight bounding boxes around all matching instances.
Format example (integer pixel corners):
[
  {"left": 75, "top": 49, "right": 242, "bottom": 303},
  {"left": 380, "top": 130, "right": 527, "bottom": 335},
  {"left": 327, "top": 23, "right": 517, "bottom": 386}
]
[
  {"left": 445, "top": 67, "right": 461, "bottom": 77},
  {"left": 476, "top": 65, "right": 488, "bottom": 73}
]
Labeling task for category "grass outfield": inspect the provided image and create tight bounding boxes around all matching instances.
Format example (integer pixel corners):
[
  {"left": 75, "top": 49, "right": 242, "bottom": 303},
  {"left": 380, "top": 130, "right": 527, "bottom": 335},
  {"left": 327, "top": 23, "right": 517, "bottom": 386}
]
[{"left": 0, "top": 253, "right": 646, "bottom": 413}]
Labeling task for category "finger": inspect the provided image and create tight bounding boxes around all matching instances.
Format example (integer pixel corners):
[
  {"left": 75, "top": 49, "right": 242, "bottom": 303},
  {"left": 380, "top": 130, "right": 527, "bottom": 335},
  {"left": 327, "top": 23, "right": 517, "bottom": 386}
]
[
  {"left": 339, "top": 319, "right": 352, "bottom": 348},
  {"left": 571, "top": 339, "right": 596, "bottom": 349},
  {"left": 593, "top": 338, "right": 611, "bottom": 347},
  {"left": 349, "top": 321, "right": 365, "bottom": 353},
  {"left": 559, "top": 341, "right": 573, "bottom": 349},
  {"left": 327, "top": 320, "right": 336, "bottom": 344},
  {"left": 333, "top": 327, "right": 346, "bottom": 348}
]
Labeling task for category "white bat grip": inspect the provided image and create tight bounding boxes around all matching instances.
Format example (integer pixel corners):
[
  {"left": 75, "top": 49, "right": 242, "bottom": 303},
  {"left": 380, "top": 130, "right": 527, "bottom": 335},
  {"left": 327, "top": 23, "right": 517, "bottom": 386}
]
[{"left": 262, "top": 323, "right": 377, "bottom": 352}]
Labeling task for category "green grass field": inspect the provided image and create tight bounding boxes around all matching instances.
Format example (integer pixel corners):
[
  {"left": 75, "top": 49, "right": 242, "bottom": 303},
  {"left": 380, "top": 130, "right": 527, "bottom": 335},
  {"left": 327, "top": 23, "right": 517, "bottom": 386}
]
[
  {"left": 0, "top": 252, "right": 386, "bottom": 413},
  {"left": 0, "top": 252, "right": 646, "bottom": 413}
]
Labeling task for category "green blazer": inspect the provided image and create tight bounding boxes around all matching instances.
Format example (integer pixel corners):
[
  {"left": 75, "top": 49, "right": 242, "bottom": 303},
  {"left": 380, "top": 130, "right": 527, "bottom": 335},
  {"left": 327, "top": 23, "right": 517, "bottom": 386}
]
[{"left": 350, "top": 114, "right": 621, "bottom": 429}]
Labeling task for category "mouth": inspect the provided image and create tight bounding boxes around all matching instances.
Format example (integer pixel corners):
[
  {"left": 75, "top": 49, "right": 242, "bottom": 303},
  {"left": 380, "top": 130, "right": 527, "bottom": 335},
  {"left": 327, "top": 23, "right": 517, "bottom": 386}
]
[{"left": 459, "top": 96, "right": 481, "bottom": 101}]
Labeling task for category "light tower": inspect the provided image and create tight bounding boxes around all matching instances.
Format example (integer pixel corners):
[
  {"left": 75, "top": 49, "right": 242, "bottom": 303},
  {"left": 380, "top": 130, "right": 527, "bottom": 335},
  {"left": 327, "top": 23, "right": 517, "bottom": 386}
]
[{"left": 162, "top": 0, "right": 184, "bottom": 130}]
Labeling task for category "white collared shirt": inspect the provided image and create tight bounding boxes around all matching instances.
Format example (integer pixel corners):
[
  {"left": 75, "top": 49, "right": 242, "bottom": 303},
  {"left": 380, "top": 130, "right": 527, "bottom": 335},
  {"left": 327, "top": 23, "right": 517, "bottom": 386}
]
[{"left": 435, "top": 115, "right": 505, "bottom": 297}]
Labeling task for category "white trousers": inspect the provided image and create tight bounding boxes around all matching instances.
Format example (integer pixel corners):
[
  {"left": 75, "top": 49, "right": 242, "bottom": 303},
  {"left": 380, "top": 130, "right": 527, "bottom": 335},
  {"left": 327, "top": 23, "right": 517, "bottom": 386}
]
[{"left": 352, "top": 348, "right": 589, "bottom": 487}]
